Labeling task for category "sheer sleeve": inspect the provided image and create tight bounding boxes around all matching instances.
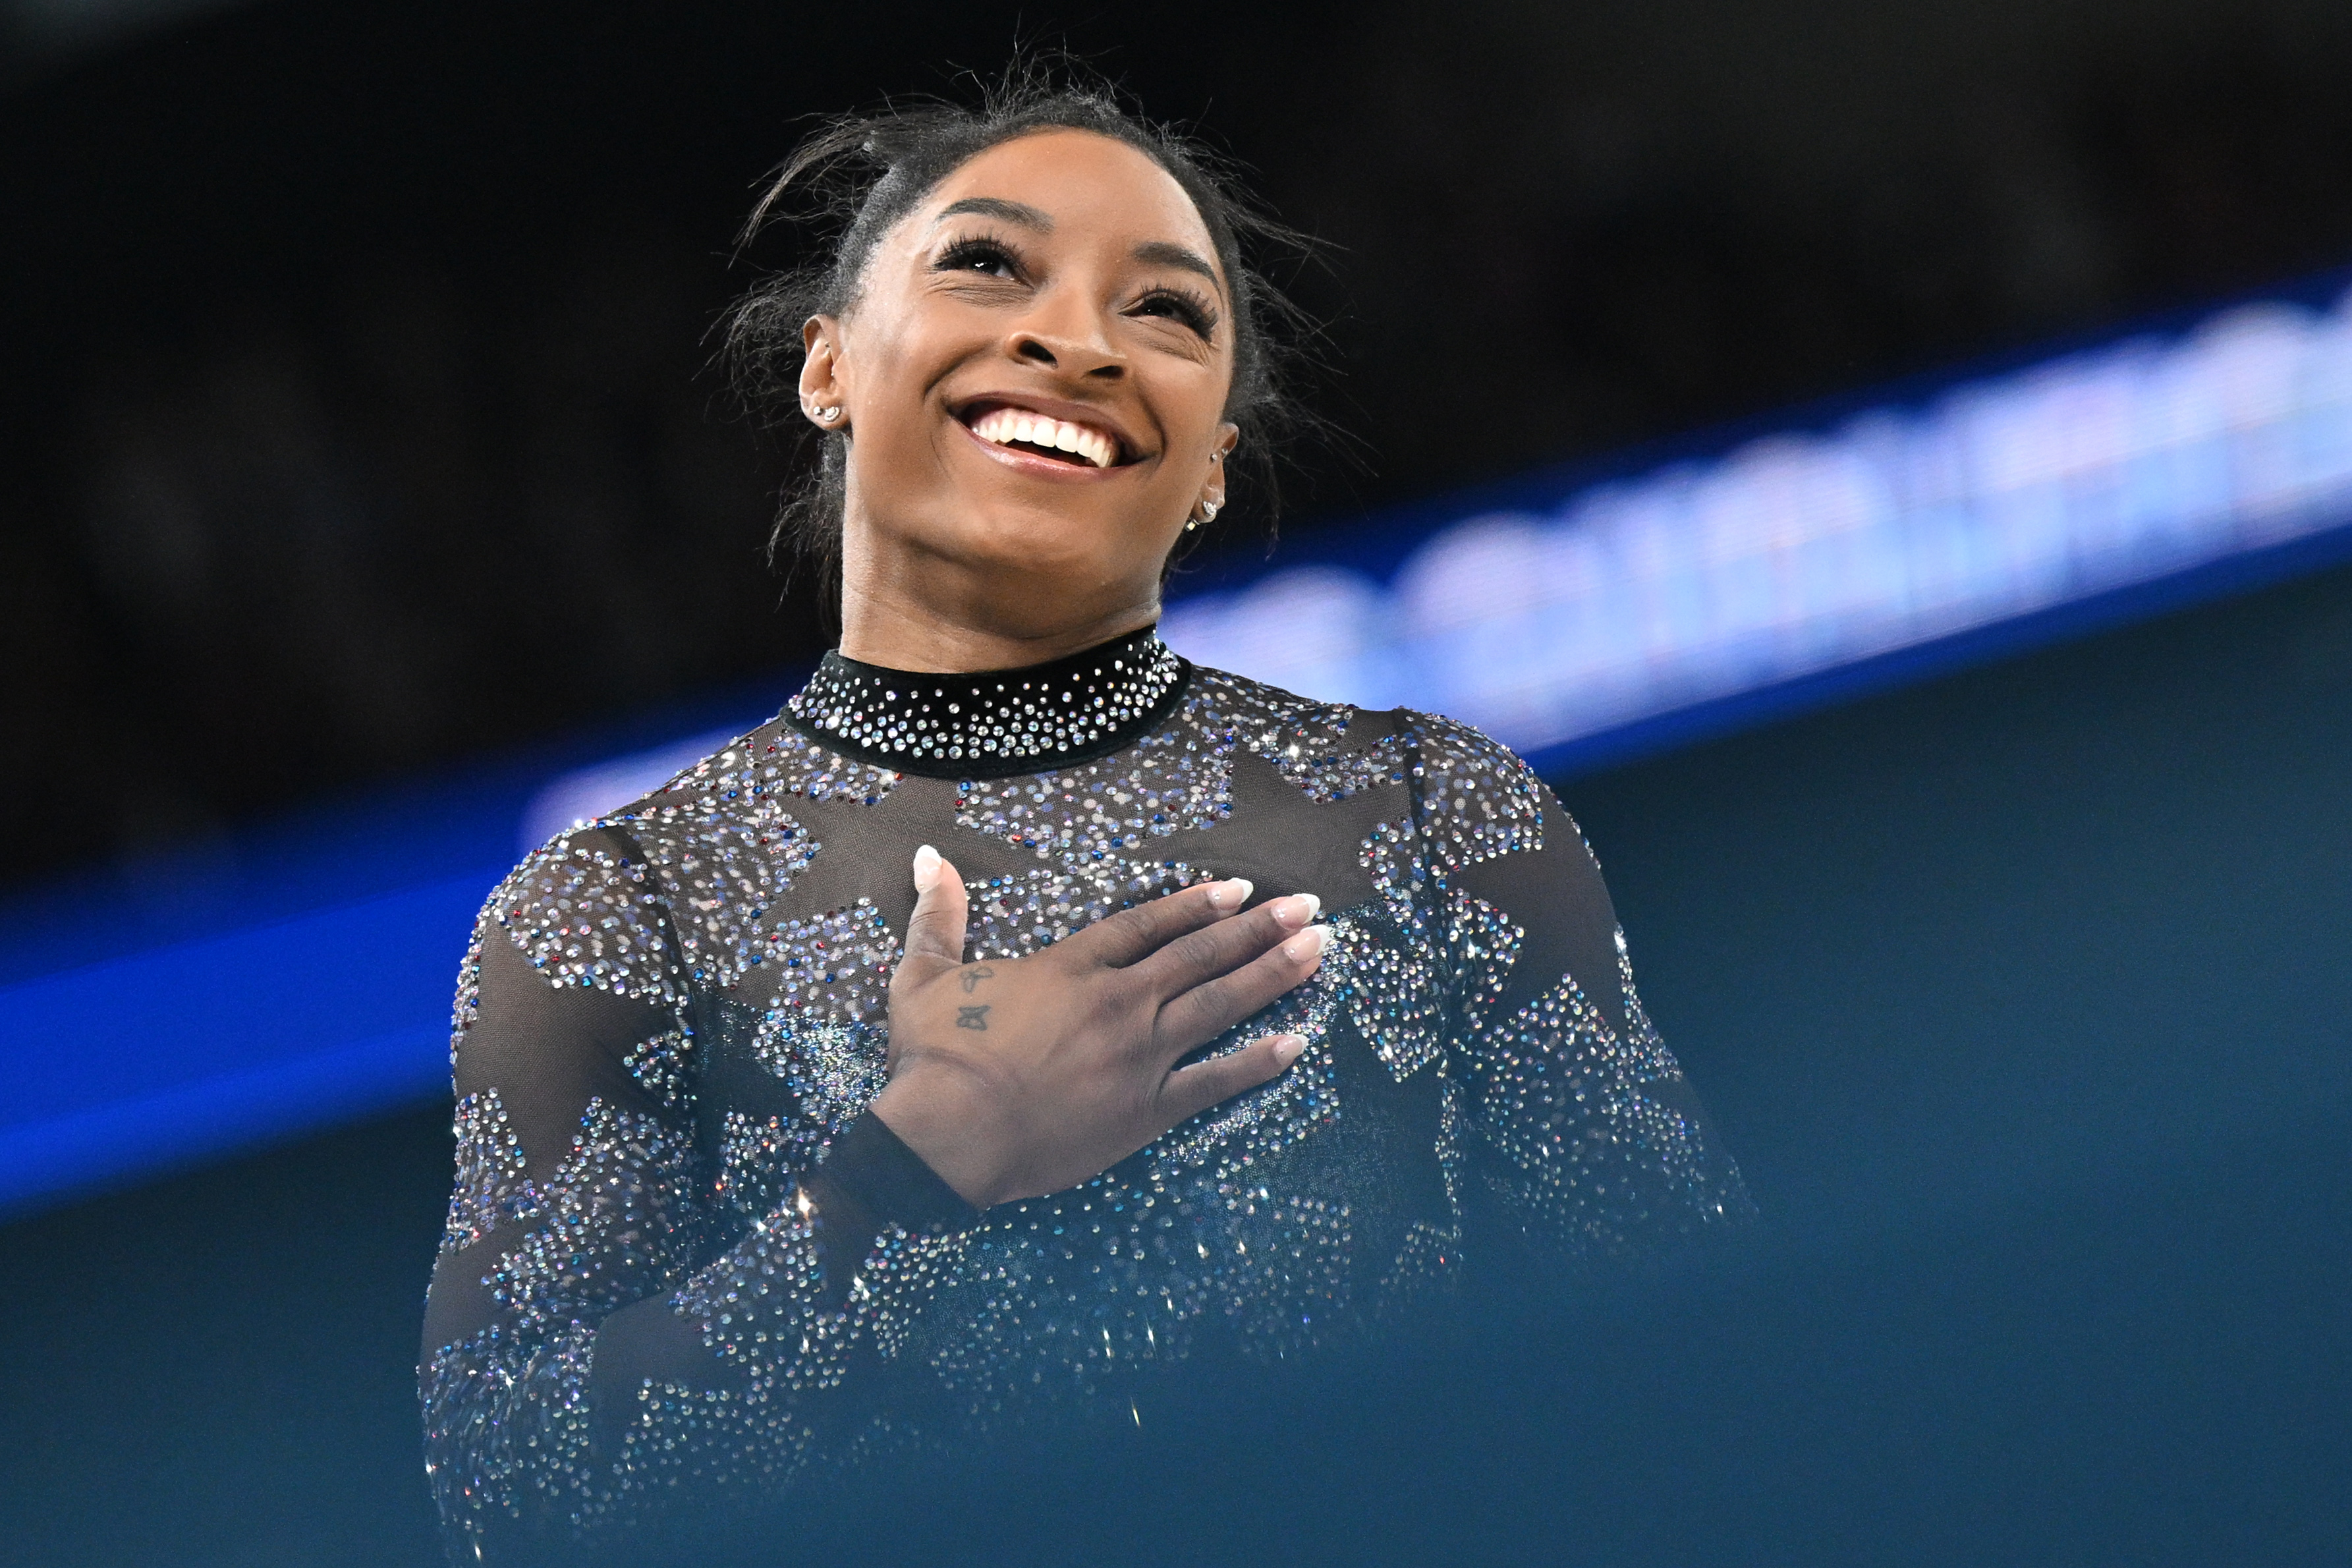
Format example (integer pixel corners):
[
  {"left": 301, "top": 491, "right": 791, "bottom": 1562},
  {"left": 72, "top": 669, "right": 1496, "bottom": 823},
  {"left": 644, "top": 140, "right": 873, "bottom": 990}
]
[
  {"left": 1405, "top": 715, "right": 1754, "bottom": 1258},
  {"left": 418, "top": 825, "right": 972, "bottom": 1563}
]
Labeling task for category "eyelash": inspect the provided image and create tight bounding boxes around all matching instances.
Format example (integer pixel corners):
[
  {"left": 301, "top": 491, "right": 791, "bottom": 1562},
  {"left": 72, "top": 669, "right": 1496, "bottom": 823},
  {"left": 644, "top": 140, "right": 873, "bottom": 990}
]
[
  {"left": 932, "top": 233, "right": 1221, "bottom": 341},
  {"left": 936, "top": 233, "right": 1023, "bottom": 281},
  {"left": 1133, "top": 287, "right": 1220, "bottom": 341}
]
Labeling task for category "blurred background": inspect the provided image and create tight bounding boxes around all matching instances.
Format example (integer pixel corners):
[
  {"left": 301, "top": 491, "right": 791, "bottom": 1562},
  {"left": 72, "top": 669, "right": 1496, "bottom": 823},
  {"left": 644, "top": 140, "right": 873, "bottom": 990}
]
[{"left": 4, "top": 1, "right": 2351, "bottom": 1563}]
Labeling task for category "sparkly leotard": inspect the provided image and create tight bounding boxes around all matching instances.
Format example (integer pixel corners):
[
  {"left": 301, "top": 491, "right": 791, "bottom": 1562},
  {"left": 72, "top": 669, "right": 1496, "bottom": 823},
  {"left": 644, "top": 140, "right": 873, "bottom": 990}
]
[{"left": 419, "top": 627, "right": 1751, "bottom": 1561}]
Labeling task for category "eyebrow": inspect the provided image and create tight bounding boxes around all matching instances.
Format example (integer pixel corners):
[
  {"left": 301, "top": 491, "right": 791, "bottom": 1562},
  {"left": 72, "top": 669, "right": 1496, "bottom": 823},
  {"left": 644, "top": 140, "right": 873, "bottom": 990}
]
[
  {"left": 933, "top": 196, "right": 1053, "bottom": 230},
  {"left": 1133, "top": 240, "right": 1225, "bottom": 297},
  {"left": 932, "top": 197, "right": 1225, "bottom": 298}
]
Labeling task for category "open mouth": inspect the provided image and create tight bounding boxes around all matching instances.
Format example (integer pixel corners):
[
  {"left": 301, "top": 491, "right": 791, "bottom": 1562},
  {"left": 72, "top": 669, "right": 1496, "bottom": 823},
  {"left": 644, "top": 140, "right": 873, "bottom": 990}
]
[{"left": 959, "top": 402, "right": 1133, "bottom": 470}]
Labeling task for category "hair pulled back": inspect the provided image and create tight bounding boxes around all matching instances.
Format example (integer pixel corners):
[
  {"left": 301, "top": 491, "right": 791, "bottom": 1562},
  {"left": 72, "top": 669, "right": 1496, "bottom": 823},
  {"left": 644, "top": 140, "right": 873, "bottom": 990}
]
[{"left": 723, "top": 63, "right": 1322, "bottom": 582}]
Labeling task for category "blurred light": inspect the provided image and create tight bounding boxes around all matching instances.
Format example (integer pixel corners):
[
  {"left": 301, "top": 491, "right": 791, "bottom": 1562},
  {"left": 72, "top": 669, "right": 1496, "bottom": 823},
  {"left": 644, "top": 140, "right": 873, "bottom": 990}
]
[{"left": 1161, "top": 293, "right": 2352, "bottom": 762}]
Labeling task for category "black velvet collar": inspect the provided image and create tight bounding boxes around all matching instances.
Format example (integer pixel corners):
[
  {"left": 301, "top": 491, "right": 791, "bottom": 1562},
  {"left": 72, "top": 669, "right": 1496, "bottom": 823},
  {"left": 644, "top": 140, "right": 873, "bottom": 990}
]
[{"left": 781, "top": 625, "right": 1192, "bottom": 779}]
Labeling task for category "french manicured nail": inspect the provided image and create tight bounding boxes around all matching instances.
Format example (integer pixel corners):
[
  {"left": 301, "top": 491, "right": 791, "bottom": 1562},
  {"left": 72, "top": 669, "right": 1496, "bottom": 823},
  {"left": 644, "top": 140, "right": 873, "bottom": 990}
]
[
  {"left": 1208, "top": 877, "right": 1254, "bottom": 910},
  {"left": 1282, "top": 924, "right": 1330, "bottom": 962},
  {"left": 1272, "top": 893, "right": 1321, "bottom": 928},
  {"left": 912, "top": 844, "right": 941, "bottom": 893},
  {"left": 1272, "top": 1034, "right": 1306, "bottom": 1067}
]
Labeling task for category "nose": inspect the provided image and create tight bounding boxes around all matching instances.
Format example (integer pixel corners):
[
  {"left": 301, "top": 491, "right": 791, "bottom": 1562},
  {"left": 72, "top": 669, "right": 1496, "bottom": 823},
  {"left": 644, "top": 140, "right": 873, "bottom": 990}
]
[{"left": 1005, "top": 297, "right": 1127, "bottom": 381}]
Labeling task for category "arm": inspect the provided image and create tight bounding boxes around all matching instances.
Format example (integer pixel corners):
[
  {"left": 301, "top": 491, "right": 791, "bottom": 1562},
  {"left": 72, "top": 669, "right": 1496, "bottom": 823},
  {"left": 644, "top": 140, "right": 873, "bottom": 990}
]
[
  {"left": 1408, "top": 718, "right": 1753, "bottom": 1257},
  {"left": 418, "top": 828, "right": 973, "bottom": 1561},
  {"left": 421, "top": 827, "right": 1326, "bottom": 1560}
]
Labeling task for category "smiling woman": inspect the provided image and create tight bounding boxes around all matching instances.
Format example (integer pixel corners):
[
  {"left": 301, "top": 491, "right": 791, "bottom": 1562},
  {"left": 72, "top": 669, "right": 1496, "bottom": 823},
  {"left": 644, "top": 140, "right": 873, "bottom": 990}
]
[
  {"left": 418, "top": 71, "right": 1752, "bottom": 1564},
  {"left": 794, "top": 128, "right": 1245, "bottom": 673}
]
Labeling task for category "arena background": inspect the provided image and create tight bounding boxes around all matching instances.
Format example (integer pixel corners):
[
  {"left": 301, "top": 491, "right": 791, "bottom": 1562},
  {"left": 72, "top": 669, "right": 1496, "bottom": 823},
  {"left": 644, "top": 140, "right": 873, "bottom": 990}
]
[{"left": 3, "top": 1, "right": 2350, "bottom": 1562}]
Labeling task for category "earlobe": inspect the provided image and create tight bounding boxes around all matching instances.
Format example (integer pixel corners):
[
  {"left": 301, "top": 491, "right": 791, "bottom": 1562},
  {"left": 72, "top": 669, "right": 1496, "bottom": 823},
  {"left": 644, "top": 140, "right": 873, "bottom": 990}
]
[
  {"left": 799, "top": 316, "right": 847, "bottom": 429},
  {"left": 1188, "top": 436, "right": 1233, "bottom": 532}
]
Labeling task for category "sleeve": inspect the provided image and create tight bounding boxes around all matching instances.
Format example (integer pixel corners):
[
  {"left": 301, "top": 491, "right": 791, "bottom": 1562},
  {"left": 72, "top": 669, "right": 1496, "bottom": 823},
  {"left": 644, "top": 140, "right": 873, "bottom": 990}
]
[
  {"left": 1405, "top": 715, "right": 1755, "bottom": 1259},
  {"left": 418, "top": 826, "right": 975, "bottom": 1563}
]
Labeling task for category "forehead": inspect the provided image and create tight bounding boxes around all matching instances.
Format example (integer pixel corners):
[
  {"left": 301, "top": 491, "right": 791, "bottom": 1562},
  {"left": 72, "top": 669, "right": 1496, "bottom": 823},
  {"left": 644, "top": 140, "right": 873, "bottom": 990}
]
[{"left": 922, "top": 129, "right": 1221, "bottom": 272}]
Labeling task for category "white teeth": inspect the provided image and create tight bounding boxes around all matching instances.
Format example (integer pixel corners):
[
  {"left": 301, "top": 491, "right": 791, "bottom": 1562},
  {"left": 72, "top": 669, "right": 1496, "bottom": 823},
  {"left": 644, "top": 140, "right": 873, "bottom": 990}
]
[{"left": 967, "top": 407, "right": 1117, "bottom": 468}]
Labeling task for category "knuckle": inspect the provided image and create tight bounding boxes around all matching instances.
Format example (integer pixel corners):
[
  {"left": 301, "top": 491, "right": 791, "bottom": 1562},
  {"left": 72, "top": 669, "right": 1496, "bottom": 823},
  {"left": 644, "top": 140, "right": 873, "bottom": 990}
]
[{"left": 1169, "top": 928, "right": 1225, "bottom": 968}]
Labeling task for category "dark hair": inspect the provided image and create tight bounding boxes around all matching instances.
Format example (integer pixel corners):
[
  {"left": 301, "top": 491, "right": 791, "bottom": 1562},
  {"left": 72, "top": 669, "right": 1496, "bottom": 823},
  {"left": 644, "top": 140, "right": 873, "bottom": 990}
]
[{"left": 722, "top": 63, "right": 1325, "bottom": 586}]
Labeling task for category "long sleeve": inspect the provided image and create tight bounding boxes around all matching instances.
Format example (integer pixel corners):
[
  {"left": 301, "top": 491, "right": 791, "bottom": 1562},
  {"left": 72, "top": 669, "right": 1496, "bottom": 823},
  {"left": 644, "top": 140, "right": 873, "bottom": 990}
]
[
  {"left": 418, "top": 824, "right": 970, "bottom": 1562},
  {"left": 416, "top": 649, "right": 1753, "bottom": 1557},
  {"left": 1403, "top": 714, "right": 1754, "bottom": 1257}
]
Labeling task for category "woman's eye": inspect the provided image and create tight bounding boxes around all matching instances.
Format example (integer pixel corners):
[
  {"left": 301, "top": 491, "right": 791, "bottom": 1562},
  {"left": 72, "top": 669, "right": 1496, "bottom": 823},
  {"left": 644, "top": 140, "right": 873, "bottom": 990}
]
[
  {"left": 937, "top": 239, "right": 1019, "bottom": 279},
  {"left": 1134, "top": 291, "right": 1218, "bottom": 339}
]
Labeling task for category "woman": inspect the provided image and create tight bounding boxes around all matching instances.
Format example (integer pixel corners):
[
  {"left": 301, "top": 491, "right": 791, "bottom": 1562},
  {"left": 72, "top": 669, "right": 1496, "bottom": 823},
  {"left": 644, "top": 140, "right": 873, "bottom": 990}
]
[{"left": 420, "top": 78, "right": 1750, "bottom": 1561}]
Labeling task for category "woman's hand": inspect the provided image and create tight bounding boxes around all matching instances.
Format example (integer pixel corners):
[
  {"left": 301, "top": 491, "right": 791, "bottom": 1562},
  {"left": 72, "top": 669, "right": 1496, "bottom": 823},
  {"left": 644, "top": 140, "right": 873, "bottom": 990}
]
[{"left": 870, "top": 845, "right": 1327, "bottom": 1209}]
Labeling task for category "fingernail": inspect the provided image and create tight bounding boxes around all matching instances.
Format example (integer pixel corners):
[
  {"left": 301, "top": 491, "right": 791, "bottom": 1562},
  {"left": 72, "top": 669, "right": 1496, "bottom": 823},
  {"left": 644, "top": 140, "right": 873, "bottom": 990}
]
[
  {"left": 1272, "top": 893, "right": 1320, "bottom": 928},
  {"left": 912, "top": 844, "right": 941, "bottom": 893},
  {"left": 1207, "top": 877, "right": 1254, "bottom": 910},
  {"left": 1282, "top": 924, "right": 1330, "bottom": 963},
  {"left": 1272, "top": 1034, "right": 1305, "bottom": 1067}
]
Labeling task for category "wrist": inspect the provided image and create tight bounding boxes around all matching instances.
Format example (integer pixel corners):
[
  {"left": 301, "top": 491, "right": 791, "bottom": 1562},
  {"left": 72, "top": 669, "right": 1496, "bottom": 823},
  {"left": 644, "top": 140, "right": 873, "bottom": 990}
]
[{"left": 864, "top": 1080, "right": 1001, "bottom": 1212}]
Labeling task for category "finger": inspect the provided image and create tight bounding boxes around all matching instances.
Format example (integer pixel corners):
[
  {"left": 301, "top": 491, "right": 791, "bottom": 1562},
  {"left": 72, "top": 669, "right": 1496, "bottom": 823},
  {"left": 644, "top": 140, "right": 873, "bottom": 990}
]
[
  {"left": 1056, "top": 877, "right": 1253, "bottom": 969},
  {"left": 1156, "top": 1034, "right": 1305, "bottom": 1125},
  {"left": 894, "top": 845, "right": 970, "bottom": 982},
  {"left": 1154, "top": 921, "right": 1330, "bottom": 1054},
  {"left": 1129, "top": 893, "right": 1320, "bottom": 1000}
]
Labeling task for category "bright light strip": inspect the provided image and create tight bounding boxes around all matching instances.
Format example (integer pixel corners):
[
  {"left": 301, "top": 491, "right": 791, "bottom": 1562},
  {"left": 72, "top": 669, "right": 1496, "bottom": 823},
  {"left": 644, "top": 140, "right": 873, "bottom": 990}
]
[{"left": 1162, "top": 293, "right": 2352, "bottom": 756}]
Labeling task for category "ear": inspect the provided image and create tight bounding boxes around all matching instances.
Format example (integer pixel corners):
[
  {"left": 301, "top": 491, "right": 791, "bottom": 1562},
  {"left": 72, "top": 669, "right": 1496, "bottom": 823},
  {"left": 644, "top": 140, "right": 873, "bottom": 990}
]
[
  {"left": 798, "top": 316, "right": 848, "bottom": 430},
  {"left": 1196, "top": 421, "right": 1240, "bottom": 516}
]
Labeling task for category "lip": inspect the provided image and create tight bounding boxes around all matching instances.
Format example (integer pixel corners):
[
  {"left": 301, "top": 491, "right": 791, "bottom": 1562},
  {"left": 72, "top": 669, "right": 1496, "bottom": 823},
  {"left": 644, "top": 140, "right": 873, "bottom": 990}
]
[{"left": 949, "top": 391, "right": 1149, "bottom": 472}]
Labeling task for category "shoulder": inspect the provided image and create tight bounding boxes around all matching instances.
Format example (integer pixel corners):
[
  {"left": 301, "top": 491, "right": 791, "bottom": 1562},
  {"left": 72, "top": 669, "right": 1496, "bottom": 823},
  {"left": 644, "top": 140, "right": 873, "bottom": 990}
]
[
  {"left": 1181, "top": 662, "right": 1370, "bottom": 737},
  {"left": 1179, "top": 661, "right": 1555, "bottom": 837},
  {"left": 505, "top": 717, "right": 915, "bottom": 995},
  {"left": 1182, "top": 664, "right": 1532, "bottom": 785},
  {"left": 602, "top": 716, "right": 903, "bottom": 828},
  {"left": 1179, "top": 663, "right": 1424, "bottom": 808},
  {"left": 477, "top": 720, "right": 791, "bottom": 987},
  {"left": 1386, "top": 706, "right": 1553, "bottom": 871},
  {"left": 1394, "top": 707, "right": 1540, "bottom": 791},
  {"left": 514, "top": 717, "right": 901, "bottom": 882}
]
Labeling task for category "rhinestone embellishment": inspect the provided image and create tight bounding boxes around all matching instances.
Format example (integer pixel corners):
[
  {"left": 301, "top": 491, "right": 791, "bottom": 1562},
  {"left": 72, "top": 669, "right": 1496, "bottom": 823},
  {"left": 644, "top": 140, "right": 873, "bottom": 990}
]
[{"left": 784, "top": 627, "right": 1188, "bottom": 777}]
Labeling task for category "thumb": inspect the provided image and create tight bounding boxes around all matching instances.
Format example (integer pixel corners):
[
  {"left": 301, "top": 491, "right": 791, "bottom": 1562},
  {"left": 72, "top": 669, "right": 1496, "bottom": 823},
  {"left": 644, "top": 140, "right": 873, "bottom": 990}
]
[{"left": 897, "top": 844, "right": 970, "bottom": 979}]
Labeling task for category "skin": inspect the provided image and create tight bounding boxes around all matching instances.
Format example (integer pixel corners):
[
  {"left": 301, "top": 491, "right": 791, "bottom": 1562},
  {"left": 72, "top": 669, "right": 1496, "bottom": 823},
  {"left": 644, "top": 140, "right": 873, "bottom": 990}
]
[{"left": 795, "top": 129, "right": 1318, "bottom": 1210}]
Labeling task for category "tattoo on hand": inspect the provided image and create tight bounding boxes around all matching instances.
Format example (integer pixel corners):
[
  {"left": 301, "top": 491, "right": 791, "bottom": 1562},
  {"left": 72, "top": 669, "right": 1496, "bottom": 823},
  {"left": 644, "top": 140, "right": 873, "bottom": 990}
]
[
  {"left": 959, "top": 965, "right": 995, "bottom": 994},
  {"left": 956, "top": 1005, "right": 991, "bottom": 1031}
]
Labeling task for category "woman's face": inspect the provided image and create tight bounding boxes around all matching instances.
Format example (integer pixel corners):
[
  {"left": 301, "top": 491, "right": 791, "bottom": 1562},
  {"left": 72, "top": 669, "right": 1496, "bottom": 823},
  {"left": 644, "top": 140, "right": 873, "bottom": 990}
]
[{"left": 804, "top": 128, "right": 1238, "bottom": 640}]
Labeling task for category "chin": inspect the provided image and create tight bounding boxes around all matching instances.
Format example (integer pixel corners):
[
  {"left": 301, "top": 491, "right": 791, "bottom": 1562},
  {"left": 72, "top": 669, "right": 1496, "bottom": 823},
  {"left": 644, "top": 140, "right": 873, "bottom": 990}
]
[{"left": 945, "top": 495, "right": 1162, "bottom": 587}]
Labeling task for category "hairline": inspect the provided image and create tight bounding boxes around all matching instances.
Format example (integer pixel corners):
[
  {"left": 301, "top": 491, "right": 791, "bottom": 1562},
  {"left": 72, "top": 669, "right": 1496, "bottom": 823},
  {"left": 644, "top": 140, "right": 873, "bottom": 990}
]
[{"left": 833, "top": 123, "right": 1243, "bottom": 322}]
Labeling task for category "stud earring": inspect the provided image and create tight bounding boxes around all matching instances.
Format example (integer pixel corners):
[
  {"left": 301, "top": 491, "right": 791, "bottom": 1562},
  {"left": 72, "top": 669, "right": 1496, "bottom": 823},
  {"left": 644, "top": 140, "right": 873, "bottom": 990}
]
[
  {"left": 809, "top": 403, "right": 842, "bottom": 423},
  {"left": 1200, "top": 497, "right": 1221, "bottom": 522}
]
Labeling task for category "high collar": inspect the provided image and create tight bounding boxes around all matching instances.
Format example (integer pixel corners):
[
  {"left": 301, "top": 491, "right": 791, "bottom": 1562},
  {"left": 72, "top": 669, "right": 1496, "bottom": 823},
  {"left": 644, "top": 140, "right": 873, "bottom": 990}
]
[{"left": 781, "top": 625, "right": 1191, "bottom": 779}]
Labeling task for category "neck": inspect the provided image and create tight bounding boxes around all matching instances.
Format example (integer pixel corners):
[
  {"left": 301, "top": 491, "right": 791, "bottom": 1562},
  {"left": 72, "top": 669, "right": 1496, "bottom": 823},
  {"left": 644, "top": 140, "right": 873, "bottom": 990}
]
[
  {"left": 833, "top": 522, "right": 1164, "bottom": 674},
  {"left": 785, "top": 622, "right": 1188, "bottom": 779}
]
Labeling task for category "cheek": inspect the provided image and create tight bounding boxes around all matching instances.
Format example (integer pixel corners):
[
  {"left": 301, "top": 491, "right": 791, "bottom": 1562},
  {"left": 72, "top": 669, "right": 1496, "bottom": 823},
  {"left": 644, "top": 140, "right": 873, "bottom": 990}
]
[
  {"left": 845, "top": 294, "right": 951, "bottom": 405},
  {"left": 1160, "top": 366, "right": 1235, "bottom": 457}
]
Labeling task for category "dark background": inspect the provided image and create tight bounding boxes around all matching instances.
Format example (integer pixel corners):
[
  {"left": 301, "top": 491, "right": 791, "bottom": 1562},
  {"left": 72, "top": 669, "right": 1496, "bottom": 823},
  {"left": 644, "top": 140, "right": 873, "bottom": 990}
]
[
  {"left": 4, "top": 1, "right": 2351, "bottom": 1563},
  {"left": 10, "top": 0, "right": 2352, "bottom": 883}
]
